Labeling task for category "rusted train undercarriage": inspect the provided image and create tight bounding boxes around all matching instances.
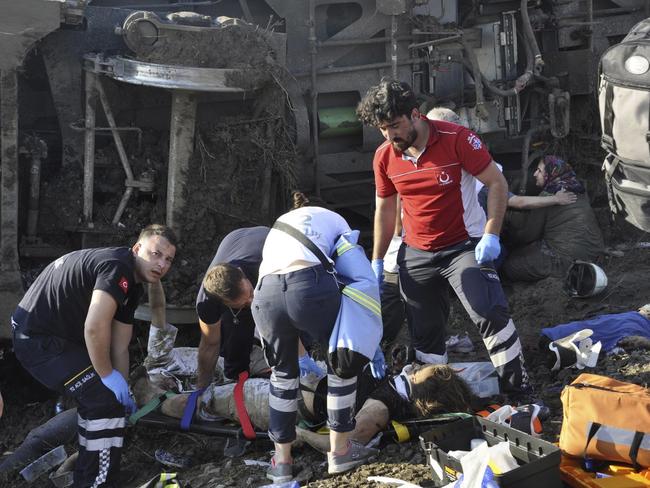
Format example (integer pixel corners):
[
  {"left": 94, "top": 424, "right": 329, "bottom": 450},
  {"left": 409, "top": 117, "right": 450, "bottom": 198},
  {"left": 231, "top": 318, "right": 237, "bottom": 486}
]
[{"left": 0, "top": 0, "right": 646, "bottom": 335}]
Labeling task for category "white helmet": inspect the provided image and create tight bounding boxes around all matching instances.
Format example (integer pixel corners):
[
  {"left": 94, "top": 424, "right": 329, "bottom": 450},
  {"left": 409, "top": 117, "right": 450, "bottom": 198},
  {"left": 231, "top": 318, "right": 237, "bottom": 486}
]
[{"left": 564, "top": 261, "right": 608, "bottom": 298}]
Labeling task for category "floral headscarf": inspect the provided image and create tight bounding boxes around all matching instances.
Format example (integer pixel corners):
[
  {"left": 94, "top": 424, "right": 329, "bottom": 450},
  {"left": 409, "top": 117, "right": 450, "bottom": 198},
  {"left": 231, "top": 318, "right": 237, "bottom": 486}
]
[{"left": 539, "top": 155, "right": 585, "bottom": 196}]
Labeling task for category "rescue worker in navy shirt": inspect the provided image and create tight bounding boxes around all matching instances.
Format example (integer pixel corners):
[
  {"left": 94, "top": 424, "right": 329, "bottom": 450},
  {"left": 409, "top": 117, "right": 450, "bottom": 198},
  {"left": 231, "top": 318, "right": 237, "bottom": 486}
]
[
  {"left": 11, "top": 224, "right": 177, "bottom": 488},
  {"left": 196, "top": 226, "right": 321, "bottom": 389}
]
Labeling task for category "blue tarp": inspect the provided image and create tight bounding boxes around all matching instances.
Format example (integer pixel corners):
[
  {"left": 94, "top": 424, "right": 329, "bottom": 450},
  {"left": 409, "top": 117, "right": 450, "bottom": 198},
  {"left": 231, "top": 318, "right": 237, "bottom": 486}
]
[{"left": 541, "top": 311, "right": 650, "bottom": 352}]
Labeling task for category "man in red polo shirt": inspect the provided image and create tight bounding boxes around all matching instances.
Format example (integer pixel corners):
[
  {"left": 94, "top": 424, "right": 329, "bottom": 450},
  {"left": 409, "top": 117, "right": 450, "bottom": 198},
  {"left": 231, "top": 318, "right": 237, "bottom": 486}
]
[{"left": 357, "top": 80, "right": 530, "bottom": 395}]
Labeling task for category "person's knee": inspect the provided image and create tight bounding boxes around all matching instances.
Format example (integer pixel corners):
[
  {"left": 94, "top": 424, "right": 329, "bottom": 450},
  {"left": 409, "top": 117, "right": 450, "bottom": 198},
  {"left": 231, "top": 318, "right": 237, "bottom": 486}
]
[{"left": 475, "top": 303, "right": 511, "bottom": 335}]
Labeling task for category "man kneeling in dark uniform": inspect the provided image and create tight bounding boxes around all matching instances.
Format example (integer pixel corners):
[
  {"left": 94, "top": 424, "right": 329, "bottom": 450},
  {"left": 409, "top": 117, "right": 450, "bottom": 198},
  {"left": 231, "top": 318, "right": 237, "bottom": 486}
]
[{"left": 12, "top": 224, "right": 177, "bottom": 488}]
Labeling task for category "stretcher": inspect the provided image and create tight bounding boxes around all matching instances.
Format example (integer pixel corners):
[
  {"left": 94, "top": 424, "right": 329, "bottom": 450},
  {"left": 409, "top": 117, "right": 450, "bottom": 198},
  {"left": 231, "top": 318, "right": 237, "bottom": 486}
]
[
  {"left": 134, "top": 410, "right": 269, "bottom": 440},
  {"left": 129, "top": 385, "right": 269, "bottom": 441}
]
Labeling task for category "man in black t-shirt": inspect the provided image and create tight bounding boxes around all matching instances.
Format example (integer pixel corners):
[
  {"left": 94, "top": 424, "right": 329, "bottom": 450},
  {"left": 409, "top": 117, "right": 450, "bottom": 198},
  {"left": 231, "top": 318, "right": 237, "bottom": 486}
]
[
  {"left": 196, "top": 226, "right": 323, "bottom": 388},
  {"left": 12, "top": 224, "right": 176, "bottom": 488},
  {"left": 195, "top": 226, "right": 269, "bottom": 388}
]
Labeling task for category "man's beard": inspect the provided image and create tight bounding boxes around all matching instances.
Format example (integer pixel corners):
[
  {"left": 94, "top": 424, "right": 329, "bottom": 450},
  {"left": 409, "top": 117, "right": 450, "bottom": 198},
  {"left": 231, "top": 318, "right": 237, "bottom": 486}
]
[{"left": 391, "top": 127, "right": 417, "bottom": 152}]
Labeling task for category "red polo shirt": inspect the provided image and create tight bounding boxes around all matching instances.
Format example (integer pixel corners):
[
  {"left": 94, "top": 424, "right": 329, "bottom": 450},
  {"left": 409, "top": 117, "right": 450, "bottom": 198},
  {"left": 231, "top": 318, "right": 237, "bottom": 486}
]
[{"left": 373, "top": 118, "right": 492, "bottom": 251}]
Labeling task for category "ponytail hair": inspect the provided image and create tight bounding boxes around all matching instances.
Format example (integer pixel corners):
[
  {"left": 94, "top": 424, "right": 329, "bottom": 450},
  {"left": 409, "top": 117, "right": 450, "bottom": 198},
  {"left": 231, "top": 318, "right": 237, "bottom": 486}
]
[{"left": 290, "top": 191, "right": 330, "bottom": 210}]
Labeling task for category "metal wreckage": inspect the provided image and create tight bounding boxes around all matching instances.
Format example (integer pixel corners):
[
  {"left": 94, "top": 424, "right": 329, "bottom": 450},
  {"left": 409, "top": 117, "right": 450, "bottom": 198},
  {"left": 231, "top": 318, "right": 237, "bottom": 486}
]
[{"left": 0, "top": 0, "right": 648, "bottom": 334}]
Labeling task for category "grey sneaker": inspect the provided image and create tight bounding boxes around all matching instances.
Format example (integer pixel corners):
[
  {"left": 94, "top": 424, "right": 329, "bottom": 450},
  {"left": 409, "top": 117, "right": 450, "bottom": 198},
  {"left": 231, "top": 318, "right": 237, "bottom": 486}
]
[
  {"left": 266, "top": 457, "right": 293, "bottom": 483},
  {"left": 327, "top": 441, "right": 379, "bottom": 475}
]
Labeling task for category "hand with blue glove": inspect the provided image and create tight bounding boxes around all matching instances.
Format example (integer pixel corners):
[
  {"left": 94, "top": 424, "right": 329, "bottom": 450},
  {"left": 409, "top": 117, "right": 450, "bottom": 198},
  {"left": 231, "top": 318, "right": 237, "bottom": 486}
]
[
  {"left": 474, "top": 233, "right": 501, "bottom": 264},
  {"left": 371, "top": 259, "right": 384, "bottom": 285},
  {"left": 299, "top": 353, "right": 324, "bottom": 378},
  {"left": 369, "top": 347, "right": 387, "bottom": 380},
  {"left": 101, "top": 369, "right": 137, "bottom": 414}
]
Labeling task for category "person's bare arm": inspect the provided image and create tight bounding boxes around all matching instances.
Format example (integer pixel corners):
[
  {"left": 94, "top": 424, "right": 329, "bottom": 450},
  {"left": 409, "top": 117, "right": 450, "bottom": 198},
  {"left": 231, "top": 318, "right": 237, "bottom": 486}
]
[
  {"left": 394, "top": 198, "right": 403, "bottom": 236},
  {"left": 84, "top": 290, "right": 119, "bottom": 378},
  {"left": 373, "top": 193, "right": 398, "bottom": 260},
  {"left": 111, "top": 320, "right": 133, "bottom": 379},
  {"left": 508, "top": 189, "right": 577, "bottom": 209},
  {"left": 197, "top": 319, "right": 221, "bottom": 388},
  {"left": 295, "top": 397, "right": 390, "bottom": 453},
  {"left": 475, "top": 161, "right": 508, "bottom": 235},
  {"left": 148, "top": 281, "right": 166, "bottom": 328}
]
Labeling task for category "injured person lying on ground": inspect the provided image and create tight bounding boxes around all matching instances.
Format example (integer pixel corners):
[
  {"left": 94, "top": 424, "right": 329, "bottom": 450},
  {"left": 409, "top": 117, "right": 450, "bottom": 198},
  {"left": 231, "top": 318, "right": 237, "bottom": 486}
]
[
  {"left": 132, "top": 352, "right": 475, "bottom": 454},
  {"left": 134, "top": 273, "right": 473, "bottom": 454}
]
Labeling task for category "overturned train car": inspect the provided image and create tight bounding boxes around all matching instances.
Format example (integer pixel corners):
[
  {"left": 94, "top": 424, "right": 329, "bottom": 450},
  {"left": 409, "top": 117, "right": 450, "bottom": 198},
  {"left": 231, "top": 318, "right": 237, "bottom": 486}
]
[{"left": 0, "top": 0, "right": 647, "bottom": 331}]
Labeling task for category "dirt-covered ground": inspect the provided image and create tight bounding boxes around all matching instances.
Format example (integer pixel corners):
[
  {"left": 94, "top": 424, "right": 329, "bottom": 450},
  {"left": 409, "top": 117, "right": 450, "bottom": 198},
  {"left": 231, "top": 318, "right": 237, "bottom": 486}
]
[{"left": 1, "top": 213, "right": 649, "bottom": 487}]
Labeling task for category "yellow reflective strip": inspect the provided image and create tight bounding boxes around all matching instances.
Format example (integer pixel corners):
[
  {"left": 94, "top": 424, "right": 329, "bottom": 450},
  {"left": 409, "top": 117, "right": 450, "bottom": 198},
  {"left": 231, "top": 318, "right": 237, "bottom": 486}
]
[
  {"left": 342, "top": 287, "right": 381, "bottom": 316},
  {"left": 344, "top": 288, "right": 381, "bottom": 316},
  {"left": 336, "top": 241, "right": 355, "bottom": 256},
  {"left": 391, "top": 420, "right": 410, "bottom": 443},
  {"left": 317, "top": 426, "right": 330, "bottom": 435}
]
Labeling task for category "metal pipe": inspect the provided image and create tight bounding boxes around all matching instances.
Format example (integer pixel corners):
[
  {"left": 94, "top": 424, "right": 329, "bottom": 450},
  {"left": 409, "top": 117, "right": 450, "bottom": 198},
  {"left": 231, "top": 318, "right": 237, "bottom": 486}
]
[
  {"left": 309, "top": 0, "right": 321, "bottom": 196},
  {"left": 318, "top": 36, "right": 414, "bottom": 47},
  {"left": 166, "top": 90, "right": 197, "bottom": 236},
  {"left": 95, "top": 78, "right": 139, "bottom": 225},
  {"left": 555, "top": 7, "right": 640, "bottom": 20},
  {"left": 27, "top": 153, "right": 43, "bottom": 238},
  {"left": 112, "top": 186, "right": 134, "bottom": 225},
  {"left": 0, "top": 69, "right": 20, "bottom": 277},
  {"left": 411, "top": 29, "right": 465, "bottom": 35},
  {"left": 294, "top": 58, "right": 425, "bottom": 78},
  {"left": 96, "top": 79, "right": 135, "bottom": 181},
  {"left": 70, "top": 122, "right": 143, "bottom": 153},
  {"left": 592, "top": 7, "right": 642, "bottom": 15},
  {"left": 391, "top": 15, "right": 398, "bottom": 79},
  {"left": 519, "top": 124, "right": 550, "bottom": 193},
  {"left": 520, "top": 0, "right": 544, "bottom": 74},
  {"left": 460, "top": 44, "right": 488, "bottom": 117},
  {"left": 408, "top": 34, "right": 462, "bottom": 50},
  {"left": 21, "top": 135, "right": 47, "bottom": 240},
  {"left": 83, "top": 71, "right": 97, "bottom": 225}
]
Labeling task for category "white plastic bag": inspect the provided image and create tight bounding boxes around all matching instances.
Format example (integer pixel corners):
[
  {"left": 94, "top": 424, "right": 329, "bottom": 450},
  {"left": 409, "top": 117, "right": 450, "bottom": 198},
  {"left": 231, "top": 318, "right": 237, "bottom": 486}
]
[{"left": 450, "top": 362, "right": 500, "bottom": 398}]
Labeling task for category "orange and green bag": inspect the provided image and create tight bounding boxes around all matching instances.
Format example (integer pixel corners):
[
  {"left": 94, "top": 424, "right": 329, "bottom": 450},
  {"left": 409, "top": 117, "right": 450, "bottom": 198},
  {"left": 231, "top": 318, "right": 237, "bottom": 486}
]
[{"left": 560, "top": 373, "right": 650, "bottom": 468}]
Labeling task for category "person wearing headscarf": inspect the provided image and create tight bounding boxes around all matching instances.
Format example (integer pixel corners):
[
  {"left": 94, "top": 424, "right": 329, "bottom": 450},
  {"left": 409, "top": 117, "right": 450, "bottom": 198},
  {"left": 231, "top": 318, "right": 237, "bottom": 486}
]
[
  {"left": 500, "top": 156, "right": 605, "bottom": 282},
  {"left": 537, "top": 155, "right": 585, "bottom": 196}
]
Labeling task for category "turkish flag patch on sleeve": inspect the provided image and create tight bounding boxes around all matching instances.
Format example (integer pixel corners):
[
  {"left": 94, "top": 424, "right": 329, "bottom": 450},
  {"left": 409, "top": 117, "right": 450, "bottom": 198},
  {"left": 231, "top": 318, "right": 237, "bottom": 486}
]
[{"left": 118, "top": 276, "right": 129, "bottom": 294}]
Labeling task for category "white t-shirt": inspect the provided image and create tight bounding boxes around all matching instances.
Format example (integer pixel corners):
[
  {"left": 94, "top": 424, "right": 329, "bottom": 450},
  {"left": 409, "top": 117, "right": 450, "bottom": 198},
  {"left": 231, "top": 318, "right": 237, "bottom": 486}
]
[{"left": 258, "top": 206, "right": 352, "bottom": 278}]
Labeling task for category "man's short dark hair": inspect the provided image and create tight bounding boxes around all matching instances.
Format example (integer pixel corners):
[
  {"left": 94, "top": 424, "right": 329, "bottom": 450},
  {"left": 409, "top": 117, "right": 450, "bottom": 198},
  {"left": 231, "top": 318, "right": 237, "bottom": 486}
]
[
  {"left": 356, "top": 79, "right": 418, "bottom": 127},
  {"left": 203, "top": 263, "right": 245, "bottom": 303},
  {"left": 138, "top": 224, "right": 178, "bottom": 248}
]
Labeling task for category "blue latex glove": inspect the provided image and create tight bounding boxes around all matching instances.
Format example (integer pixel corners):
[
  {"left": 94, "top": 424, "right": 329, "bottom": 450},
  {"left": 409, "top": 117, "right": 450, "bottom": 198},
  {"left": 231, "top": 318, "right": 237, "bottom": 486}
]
[
  {"left": 371, "top": 259, "right": 384, "bottom": 285},
  {"left": 101, "top": 370, "right": 137, "bottom": 414},
  {"left": 474, "top": 233, "right": 501, "bottom": 264},
  {"left": 299, "top": 353, "right": 324, "bottom": 378},
  {"left": 370, "top": 348, "right": 386, "bottom": 380}
]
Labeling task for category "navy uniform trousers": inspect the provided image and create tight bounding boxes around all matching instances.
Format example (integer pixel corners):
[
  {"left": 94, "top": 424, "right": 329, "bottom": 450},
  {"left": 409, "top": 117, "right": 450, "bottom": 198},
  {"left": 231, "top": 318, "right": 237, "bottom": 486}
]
[
  {"left": 13, "top": 327, "right": 126, "bottom": 488},
  {"left": 398, "top": 239, "right": 531, "bottom": 394}
]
